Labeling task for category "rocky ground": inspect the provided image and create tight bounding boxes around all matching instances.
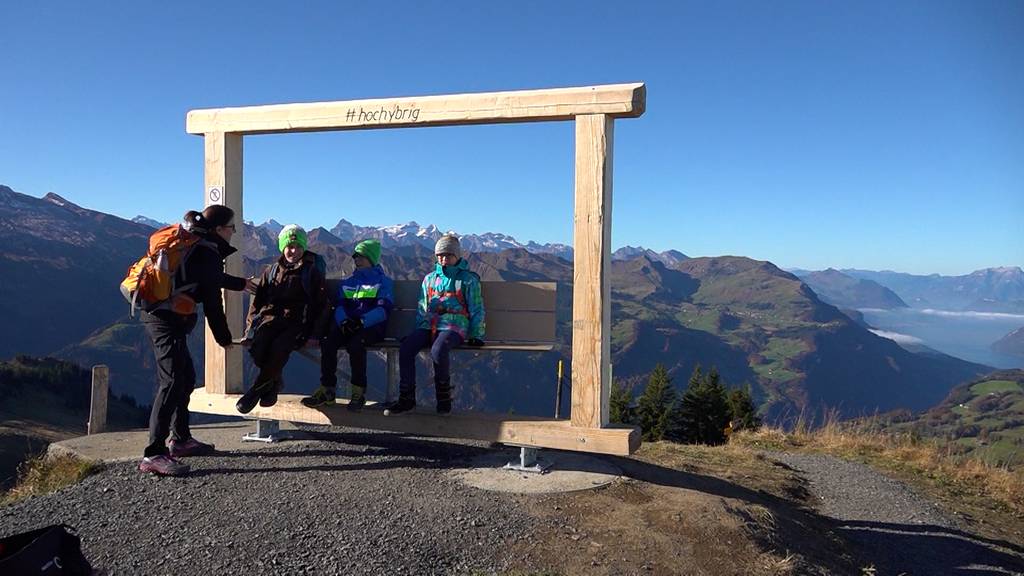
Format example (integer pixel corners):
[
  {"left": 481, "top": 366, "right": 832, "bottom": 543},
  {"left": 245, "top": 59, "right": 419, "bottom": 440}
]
[{"left": 2, "top": 428, "right": 1022, "bottom": 575}]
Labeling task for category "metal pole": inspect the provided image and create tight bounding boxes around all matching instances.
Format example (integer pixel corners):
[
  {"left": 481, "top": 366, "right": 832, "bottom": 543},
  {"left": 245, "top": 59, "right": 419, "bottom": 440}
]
[
  {"left": 88, "top": 365, "right": 109, "bottom": 435},
  {"left": 554, "top": 359, "right": 563, "bottom": 419}
]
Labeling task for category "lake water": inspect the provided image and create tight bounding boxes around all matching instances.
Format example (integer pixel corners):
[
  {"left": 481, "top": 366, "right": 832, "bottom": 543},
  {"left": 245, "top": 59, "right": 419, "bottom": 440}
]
[{"left": 859, "top": 308, "right": 1024, "bottom": 369}]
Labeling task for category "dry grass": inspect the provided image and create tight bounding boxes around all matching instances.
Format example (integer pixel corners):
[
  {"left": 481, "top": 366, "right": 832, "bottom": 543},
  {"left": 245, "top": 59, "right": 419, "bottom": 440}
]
[
  {"left": 731, "top": 414, "right": 1024, "bottom": 517},
  {"left": 2, "top": 452, "right": 100, "bottom": 504}
]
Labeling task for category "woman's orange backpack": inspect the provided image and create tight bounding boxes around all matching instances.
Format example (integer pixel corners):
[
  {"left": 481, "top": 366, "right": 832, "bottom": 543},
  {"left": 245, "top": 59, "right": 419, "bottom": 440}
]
[{"left": 120, "top": 224, "right": 209, "bottom": 316}]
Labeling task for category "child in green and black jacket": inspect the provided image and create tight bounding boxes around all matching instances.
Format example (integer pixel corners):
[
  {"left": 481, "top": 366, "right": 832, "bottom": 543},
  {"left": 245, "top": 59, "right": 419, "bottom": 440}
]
[{"left": 237, "top": 224, "right": 329, "bottom": 414}]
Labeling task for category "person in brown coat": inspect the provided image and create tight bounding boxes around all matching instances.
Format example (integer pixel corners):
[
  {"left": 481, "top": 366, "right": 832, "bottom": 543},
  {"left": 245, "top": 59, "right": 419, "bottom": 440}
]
[{"left": 237, "top": 224, "right": 329, "bottom": 413}]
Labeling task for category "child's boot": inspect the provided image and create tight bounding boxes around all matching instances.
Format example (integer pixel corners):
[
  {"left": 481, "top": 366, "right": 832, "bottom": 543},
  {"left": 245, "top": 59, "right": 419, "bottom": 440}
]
[
  {"left": 347, "top": 384, "right": 366, "bottom": 412},
  {"left": 384, "top": 389, "right": 416, "bottom": 416},
  {"left": 436, "top": 379, "right": 452, "bottom": 415}
]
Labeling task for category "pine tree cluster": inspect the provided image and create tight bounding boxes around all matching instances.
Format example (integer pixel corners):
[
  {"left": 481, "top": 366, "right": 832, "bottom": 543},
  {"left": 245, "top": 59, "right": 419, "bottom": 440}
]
[{"left": 611, "top": 363, "right": 761, "bottom": 445}]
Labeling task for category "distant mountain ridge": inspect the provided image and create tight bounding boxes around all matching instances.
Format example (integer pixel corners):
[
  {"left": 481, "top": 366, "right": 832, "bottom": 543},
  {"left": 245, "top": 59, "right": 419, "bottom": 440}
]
[
  {"left": 843, "top": 267, "right": 1024, "bottom": 312},
  {"left": 131, "top": 215, "right": 166, "bottom": 228},
  {"left": 142, "top": 214, "right": 686, "bottom": 264},
  {"left": 993, "top": 328, "right": 1024, "bottom": 357},
  {"left": 796, "top": 268, "right": 908, "bottom": 310},
  {"left": 0, "top": 186, "right": 153, "bottom": 359}
]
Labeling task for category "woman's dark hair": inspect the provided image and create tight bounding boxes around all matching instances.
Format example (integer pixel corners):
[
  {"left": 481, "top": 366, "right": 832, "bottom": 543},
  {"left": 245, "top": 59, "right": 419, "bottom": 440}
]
[{"left": 184, "top": 205, "right": 235, "bottom": 231}]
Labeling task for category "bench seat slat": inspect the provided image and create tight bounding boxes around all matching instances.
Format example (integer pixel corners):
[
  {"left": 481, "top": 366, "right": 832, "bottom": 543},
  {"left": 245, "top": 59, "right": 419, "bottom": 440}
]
[{"left": 189, "top": 389, "right": 640, "bottom": 456}]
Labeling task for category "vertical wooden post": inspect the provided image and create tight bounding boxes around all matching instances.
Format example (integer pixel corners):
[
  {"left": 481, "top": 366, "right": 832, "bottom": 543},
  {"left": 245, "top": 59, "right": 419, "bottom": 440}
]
[
  {"left": 571, "top": 114, "right": 614, "bottom": 428},
  {"left": 88, "top": 365, "right": 109, "bottom": 435},
  {"left": 386, "top": 350, "right": 399, "bottom": 403},
  {"left": 203, "top": 132, "right": 244, "bottom": 394}
]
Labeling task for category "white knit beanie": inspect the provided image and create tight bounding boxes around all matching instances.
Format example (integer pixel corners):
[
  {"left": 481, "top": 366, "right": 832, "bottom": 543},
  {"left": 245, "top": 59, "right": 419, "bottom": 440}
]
[{"left": 434, "top": 234, "right": 461, "bottom": 258}]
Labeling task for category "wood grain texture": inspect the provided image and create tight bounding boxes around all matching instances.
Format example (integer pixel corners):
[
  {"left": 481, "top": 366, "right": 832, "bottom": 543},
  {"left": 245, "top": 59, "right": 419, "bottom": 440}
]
[
  {"left": 88, "top": 365, "right": 108, "bottom": 435},
  {"left": 187, "top": 83, "right": 645, "bottom": 135},
  {"left": 189, "top": 390, "right": 640, "bottom": 455},
  {"left": 203, "top": 132, "right": 244, "bottom": 394},
  {"left": 571, "top": 114, "right": 614, "bottom": 428}
]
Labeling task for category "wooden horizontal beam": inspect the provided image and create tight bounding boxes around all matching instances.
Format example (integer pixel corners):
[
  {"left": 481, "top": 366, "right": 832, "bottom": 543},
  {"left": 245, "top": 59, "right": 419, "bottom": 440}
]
[
  {"left": 189, "top": 390, "right": 640, "bottom": 456},
  {"left": 186, "top": 83, "right": 646, "bottom": 135}
]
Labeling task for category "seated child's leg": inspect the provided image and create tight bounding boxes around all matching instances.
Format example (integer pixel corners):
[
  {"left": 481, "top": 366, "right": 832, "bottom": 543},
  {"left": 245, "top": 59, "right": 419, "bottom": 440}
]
[
  {"left": 249, "top": 316, "right": 288, "bottom": 368},
  {"left": 430, "top": 331, "right": 463, "bottom": 413},
  {"left": 255, "top": 323, "right": 303, "bottom": 388},
  {"left": 398, "top": 329, "right": 432, "bottom": 397},
  {"left": 344, "top": 323, "right": 383, "bottom": 388},
  {"left": 238, "top": 321, "right": 303, "bottom": 414},
  {"left": 319, "top": 323, "right": 344, "bottom": 390}
]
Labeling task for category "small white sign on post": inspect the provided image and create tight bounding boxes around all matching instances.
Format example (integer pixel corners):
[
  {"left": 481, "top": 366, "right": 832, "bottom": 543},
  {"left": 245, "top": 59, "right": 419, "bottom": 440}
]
[{"left": 207, "top": 186, "right": 223, "bottom": 205}]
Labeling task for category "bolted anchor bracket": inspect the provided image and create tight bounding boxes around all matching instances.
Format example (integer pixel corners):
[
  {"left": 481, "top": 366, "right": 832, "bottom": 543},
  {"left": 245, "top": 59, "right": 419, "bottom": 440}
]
[
  {"left": 503, "top": 446, "right": 552, "bottom": 474},
  {"left": 241, "top": 419, "right": 287, "bottom": 443}
]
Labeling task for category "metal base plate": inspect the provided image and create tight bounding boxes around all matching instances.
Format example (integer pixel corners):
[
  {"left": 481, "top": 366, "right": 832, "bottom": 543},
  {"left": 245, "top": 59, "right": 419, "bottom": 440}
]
[
  {"left": 503, "top": 447, "right": 552, "bottom": 474},
  {"left": 241, "top": 419, "right": 286, "bottom": 443}
]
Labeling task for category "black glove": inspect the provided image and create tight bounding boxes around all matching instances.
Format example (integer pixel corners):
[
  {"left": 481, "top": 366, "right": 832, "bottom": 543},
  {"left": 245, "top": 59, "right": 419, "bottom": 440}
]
[
  {"left": 340, "top": 317, "right": 363, "bottom": 337},
  {"left": 465, "top": 338, "right": 485, "bottom": 347}
]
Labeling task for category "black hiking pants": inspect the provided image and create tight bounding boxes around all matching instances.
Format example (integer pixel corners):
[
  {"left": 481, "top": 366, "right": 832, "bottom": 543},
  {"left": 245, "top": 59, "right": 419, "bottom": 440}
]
[
  {"left": 248, "top": 316, "right": 304, "bottom": 395},
  {"left": 142, "top": 310, "right": 199, "bottom": 457},
  {"left": 319, "top": 321, "right": 386, "bottom": 390}
]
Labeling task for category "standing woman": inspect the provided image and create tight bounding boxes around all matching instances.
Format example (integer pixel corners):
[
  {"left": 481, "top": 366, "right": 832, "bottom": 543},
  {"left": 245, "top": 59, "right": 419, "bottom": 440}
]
[{"left": 139, "top": 205, "right": 253, "bottom": 476}]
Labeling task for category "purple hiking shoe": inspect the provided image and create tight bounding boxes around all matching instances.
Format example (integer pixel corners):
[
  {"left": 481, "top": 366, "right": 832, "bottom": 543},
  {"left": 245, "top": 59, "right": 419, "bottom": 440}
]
[
  {"left": 138, "top": 455, "right": 190, "bottom": 476},
  {"left": 168, "top": 438, "right": 216, "bottom": 457}
]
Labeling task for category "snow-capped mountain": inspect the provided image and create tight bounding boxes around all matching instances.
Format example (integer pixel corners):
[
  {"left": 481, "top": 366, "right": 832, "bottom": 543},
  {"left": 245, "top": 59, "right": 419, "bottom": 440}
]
[
  {"left": 131, "top": 215, "right": 166, "bottom": 229},
  {"left": 131, "top": 213, "right": 676, "bottom": 264},
  {"left": 327, "top": 219, "right": 575, "bottom": 260}
]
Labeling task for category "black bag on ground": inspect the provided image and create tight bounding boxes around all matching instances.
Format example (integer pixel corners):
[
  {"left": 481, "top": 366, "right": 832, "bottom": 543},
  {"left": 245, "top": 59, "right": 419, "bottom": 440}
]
[{"left": 0, "top": 524, "right": 93, "bottom": 575}]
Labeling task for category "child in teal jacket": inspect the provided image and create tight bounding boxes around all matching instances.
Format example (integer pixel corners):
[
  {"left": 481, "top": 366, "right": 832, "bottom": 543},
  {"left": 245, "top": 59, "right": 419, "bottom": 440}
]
[{"left": 388, "top": 233, "right": 484, "bottom": 415}]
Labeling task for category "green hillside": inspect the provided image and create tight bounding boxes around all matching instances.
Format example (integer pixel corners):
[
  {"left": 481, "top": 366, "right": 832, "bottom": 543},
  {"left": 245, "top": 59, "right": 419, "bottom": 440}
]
[{"left": 882, "top": 370, "right": 1024, "bottom": 467}]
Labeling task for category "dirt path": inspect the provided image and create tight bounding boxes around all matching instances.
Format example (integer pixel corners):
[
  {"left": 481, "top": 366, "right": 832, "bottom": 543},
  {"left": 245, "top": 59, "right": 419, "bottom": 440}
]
[
  {"left": 769, "top": 452, "right": 1024, "bottom": 576},
  {"left": 3, "top": 430, "right": 1022, "bottom": 575}
]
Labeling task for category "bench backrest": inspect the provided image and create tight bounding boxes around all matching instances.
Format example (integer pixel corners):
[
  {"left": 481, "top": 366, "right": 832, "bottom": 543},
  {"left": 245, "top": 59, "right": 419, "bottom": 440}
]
[{"left": 324, "top": 279, "right": 557, "bottom": 344}]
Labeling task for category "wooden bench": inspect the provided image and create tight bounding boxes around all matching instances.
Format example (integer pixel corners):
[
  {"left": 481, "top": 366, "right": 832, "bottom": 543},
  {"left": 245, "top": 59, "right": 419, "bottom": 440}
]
[
  {"left": 192, "top": 279, "right": 639, "bottom": 455},
  {"left": 332, "top": 279, "right": 557, "bottom": 401}
]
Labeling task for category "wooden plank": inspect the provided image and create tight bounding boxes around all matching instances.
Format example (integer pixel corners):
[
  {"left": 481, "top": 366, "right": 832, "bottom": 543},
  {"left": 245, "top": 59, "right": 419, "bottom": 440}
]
[
  {"left": 326, "top": 280, "right": 557, "bottom": 312},
  {"left": 571, "top": 114, "right": 614, "bottom": 428},
  {"left": 391, "top": 279, "right": 421, "bottom": 305},
  {"left": 383, "top": 310, "right": 554, "bottom": 342},
  {"left": 385, "top": 349, "right": 398, "bottom": 403},
  {"left": 189, "top": 389, "right": 640, "bottom": 456},
  {"left": 187, "top": 83, "right": 646, "bottom": 135},
  {"left": 479, "top": 282, "right": 557, "bottom": 311},
  {"left": 87, "top": 365, "right": 108, "bottom": 435},
  {"left": 203, "top": 132, "right": 245, "bottom": 394},
  {"left": 235, "top": 338, "right": 552, "bottom": 352}
]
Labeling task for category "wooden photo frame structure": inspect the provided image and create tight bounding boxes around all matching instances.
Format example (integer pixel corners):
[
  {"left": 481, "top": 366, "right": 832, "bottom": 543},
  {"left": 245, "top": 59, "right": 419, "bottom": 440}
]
[{"left": 185, "top": 83, "right": 646, "bottom": 455}]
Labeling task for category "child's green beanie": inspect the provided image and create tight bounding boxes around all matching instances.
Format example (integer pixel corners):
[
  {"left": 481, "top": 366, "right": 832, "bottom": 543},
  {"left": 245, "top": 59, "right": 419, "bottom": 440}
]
[
  {"left": 278, "top": 224, "right": 308, "bottom": 253},
  {"left": 353, "top": 239, "right": 382, "bottom": 266}
]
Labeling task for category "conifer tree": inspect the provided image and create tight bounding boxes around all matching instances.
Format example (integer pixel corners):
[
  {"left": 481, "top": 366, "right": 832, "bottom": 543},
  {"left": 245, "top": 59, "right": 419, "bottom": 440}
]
[
  {"left": 609, "top": 378, "right": 634, "bottom": 425},
  {"left": 676, "top": 364, "right": 731, "bottom": 445},
  {"left": 636, "top": 364, "right": 675, "bottom": 441},
  {"left": 727, "top": 385, "right": 761, "bottom": 432}
]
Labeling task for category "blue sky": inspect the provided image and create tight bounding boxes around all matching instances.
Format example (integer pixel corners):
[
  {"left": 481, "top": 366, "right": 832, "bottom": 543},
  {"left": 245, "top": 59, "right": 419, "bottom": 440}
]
[{"left": 1, "top": 1, "right": 1021, "bottom": 275}]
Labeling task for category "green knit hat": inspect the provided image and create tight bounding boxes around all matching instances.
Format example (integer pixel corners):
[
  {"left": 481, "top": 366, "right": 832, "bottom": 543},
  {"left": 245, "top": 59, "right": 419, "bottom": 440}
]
[
  {"left": 278, "top": 224, "right": 308, "bottom": 253},
  {"left": 353, "top": 239, "right": 382, "bottom": 266}
]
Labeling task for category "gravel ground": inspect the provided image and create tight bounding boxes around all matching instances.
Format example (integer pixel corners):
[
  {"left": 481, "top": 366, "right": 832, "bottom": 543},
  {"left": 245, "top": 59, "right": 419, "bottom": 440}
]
[
  {"left": 0, "top": 427, "right": 541, "bottom": 576},
  {"left": 769, "top": 452, "right": 1024, "bottom": 576}
]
